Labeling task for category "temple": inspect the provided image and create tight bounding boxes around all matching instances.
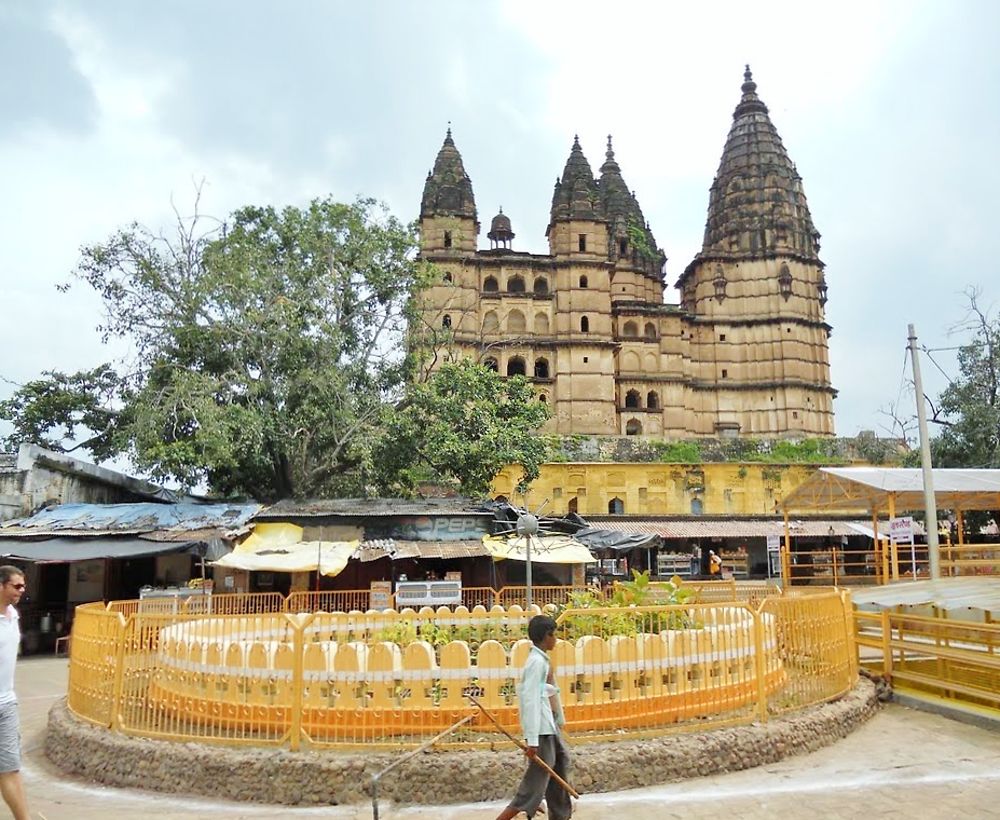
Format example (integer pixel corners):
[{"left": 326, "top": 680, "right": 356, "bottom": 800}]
[{"left": 414, "top": 68, "right": 835, "bottom": 438}]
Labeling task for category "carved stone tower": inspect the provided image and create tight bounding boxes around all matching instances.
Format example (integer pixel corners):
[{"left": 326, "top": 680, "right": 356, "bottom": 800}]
[
  {"left": 676, "top": 67, "right": 835, "bottom": 436},
  {"left": 546, "top": 137, "right": 618, "bottom": 433},
  {"left": 420, "top": 128, "right": 479, "bottom": 254}
]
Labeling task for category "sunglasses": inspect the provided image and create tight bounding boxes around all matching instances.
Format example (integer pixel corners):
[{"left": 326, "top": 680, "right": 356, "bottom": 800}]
[{"left": 5, "top": 583, "right": 25, "bottom": 591}]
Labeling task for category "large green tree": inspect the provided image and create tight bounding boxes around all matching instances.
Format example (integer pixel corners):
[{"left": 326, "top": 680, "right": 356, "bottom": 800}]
[
  {"left": 932, "top": 289, "right": 1000, "bottom": 469},
  {"left": 374, "top": 359, "right": 550, "bottom": 497},
  {"left": 1, "top": 196, "right": 431, "bottom": 499}
]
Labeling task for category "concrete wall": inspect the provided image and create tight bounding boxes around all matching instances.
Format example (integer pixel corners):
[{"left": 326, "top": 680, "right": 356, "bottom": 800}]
[
  {"left": 494, "top": 461, "right": 819, "bottom": 517},
  {"left": 0, "top": 444, "right": 172, "bottom": 521}
]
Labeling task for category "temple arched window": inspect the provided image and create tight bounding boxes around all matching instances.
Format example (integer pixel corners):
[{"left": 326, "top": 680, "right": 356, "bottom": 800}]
[
  {"left": 534, "top": 358, "right": 550, "bottom": 379},
  {"left": 579, "top": 275, "right": 589, "bottom": 288},
  {"left": 507, "top": 357, "right": 526, "bottom": 377},
  {"left": 647, "top": 391, "right": 659, "bottom": 409},
  {"left": 608, "top": 497, "right": 625, "bottom": 514},
  {"left": 533, "top": 277, "right": 549, "bottom": 295},
  {"left": 507, "top": 309, "right": 526, "bottom": 334},
  {"left": 508, "top": 275, "right": 526, "bottom": 293},
  {"left": 623, "top": 320, "right": 638, "bottom": 338},
  {"left": 626, "top": 419, "right": 642, "bottom": 436},
  {"left": 580, "top": 316, "right": 590, "bottom": 332},
  {"left": 484, "top": 357, "right": 499, "bottom": 372},
  {"left": 625, "top": 389, "right": 641, "bottom": 409},
  {"left": 534, "top": 312, "right": 550, "bottom": 334},
  {"left": 483, "top": 276, "right": 499, "bottom": 292},
  {"left": 645, "top": 322, "right": 656, "bottom": 339},
  {"left": 442, "top": 314, "right": 452, "bottom": 328},
  {"left": 483, "top": 311, "right": 500, "bottom": 333}
]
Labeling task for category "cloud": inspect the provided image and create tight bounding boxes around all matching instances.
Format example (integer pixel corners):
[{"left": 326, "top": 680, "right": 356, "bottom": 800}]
[
  {"left": 0, "top": 4, "right": 98, "bottom": 136},
  {"left": 3, "top": 0, "right": 1000, "bottom": 450}
]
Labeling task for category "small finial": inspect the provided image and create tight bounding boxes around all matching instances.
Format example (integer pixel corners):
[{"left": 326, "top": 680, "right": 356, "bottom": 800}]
[
  {"left": 498, "top": 205, "right": 503, "bottom": 214},
  {"left": 744, "top": 64, "right": 752, "bottom": 82},
  {"left": 606, "top": 134, "right": 614, "bottom": 159},
  {"left": 572, "top": 134, "right": 581, "bottom": 149}
]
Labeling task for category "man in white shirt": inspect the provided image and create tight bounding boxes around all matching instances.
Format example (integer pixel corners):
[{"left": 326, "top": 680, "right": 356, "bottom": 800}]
[
  {"left": 0, "top": 565, "right": 29, "bottom": 820},
  {"left": 497, "top": 614, "right": 572, "bottom": 820}
]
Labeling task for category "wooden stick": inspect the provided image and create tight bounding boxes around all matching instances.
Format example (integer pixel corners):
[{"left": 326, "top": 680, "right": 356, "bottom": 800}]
[{"left": 467, "top": 695, "right": 580, "bottom": 799}]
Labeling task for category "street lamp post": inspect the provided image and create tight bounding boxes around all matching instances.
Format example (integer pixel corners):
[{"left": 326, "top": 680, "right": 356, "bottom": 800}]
[{"left": 516, "top": 513, "right": 540, "bottom": 609}]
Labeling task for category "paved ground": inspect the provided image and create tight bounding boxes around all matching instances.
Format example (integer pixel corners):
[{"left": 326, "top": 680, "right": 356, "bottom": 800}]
[{"left": 16, "top": 657, "right": 1000, "bottom": 819}]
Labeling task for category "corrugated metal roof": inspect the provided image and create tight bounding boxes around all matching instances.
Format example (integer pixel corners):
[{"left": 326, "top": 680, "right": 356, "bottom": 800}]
[
  {"left": 0, "top": 536, "right": 199, "bottom": 562},
  {"left": 0, "top": 528, "right": 149, "bottom": 539},
  {"left": 852, "top": 577, "right": 1000, "bottom": 613},
  {"left": 138, "top": 527, "right": 236, "bottom": 543},
  {"left": 355, "top": 539, "right": 488, "bottom": 562},
  {"left": 0, "top": 502, "right": 261, "bottom": 534},
  {"left": 256, "top": 497, "right": 490, "bottom": 519},
  {"left": 588, "top": 518, "right": 901, "bottom": 538}
]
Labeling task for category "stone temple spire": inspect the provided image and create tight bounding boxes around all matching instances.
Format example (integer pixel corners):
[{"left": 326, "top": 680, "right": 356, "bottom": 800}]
[
  {"left": 420, "top": 127, "right": 477, "bottom": 220},
  {"left": 699, "top": 66, "right": 821, "bottom": 260},
  {"left": 549, "top": 135, "right": 604, "bottom": 223},
  {"left": 598, "top": 135, "right": 663, "bottom": 274}
]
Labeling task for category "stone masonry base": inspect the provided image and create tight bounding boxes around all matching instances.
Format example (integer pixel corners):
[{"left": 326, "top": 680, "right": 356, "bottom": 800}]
[{"left": 45, "top": 678, "right": 878, "bottom": 806}]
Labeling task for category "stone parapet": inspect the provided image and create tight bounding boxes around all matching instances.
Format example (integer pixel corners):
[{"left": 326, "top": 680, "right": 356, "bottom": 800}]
[{"left": 45, "top": 678, "right": 878, "bottom": 806}]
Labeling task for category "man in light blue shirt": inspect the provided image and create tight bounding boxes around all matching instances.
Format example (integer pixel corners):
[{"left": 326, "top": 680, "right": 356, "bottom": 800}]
[{"left": 497, "top": 615, "right": 572, "bottom": 820}]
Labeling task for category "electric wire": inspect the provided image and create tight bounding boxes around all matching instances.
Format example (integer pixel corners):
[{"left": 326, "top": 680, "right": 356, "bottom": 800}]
[{"left": 921, "top": 347, "right": 957, "bottom": 390}]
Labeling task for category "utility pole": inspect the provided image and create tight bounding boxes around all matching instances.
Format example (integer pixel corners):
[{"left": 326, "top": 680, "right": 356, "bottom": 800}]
[{"left": 908, "top": 324, "right": 941, "bottom": 580}]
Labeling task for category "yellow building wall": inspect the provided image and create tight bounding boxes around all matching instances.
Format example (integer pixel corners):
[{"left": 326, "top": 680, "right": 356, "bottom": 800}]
[{"left": 492, "top": 462, "right": 820, "bottom": 517}]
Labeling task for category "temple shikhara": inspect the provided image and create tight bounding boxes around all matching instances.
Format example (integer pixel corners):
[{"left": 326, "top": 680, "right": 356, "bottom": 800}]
[{"left": 415, "top": 68, "right": 835, "bottom": 438}]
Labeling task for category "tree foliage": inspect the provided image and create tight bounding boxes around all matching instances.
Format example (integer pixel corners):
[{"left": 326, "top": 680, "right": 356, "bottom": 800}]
[
  {"left": 932, "top": 288, "right": 1000, "bottom": 470},
  {"left": 374, "top": 360, "right": 550, "bottom": 497},
  {"left": 0, "top": 365, "right": 122, "bottom": 458},
  {"left": 2, "top": 196, "right": 433, "bottom": 499}
]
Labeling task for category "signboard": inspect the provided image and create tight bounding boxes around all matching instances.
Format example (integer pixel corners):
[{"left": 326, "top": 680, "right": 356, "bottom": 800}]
[
  {"left": 370, "top": 581, "right": 392, "bottom": 611},
  {"left": 766, "top": 534, "right": 781, "bottom": 552},
  {"left": 366, "top": 515, "right": 491, "bottom": 542},
  {"left": 889, "top": 516, "right": 914, "bottom": 545},
  {"left": 889, "top": 516, "right": 918, "bottom": 577}
]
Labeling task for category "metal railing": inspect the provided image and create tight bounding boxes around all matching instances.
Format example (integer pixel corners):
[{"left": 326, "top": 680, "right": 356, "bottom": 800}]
[
  {"left": 855, "top": 606, "right": 1000, "bottom": 713},
  {"left": 941, "top": 542, "right": 1000, "bottom": 576},
  {"left": 65, "top": 587, "right": 856, "bottom": 751},
  {"left": 786, "top": 547, "right": 890, "bottom": 586}
]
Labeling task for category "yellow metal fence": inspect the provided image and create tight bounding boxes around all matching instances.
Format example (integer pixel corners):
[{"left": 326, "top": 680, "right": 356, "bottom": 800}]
[
  {"left": 66, "top": 588, "right": 856, "bottom": 751},
  {"left": 855, "top": 607, "right": 1000, "bottom": 713}
]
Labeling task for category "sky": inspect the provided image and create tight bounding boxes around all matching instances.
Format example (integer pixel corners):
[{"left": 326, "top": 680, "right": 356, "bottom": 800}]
[{"left": 2, "top": 0, "right": 999, "bottom": 463}]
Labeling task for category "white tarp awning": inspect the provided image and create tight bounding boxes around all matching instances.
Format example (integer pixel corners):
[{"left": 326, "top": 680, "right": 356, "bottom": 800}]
[
  {"left": 851, "top": 577, "right": 1000, "bottom": 613},
  {"left": 214, "top": 540, "right": 356, "bottom": 576},
  {"left": 781, "top": 467, "right": 1000, "bottom": 513},
  {"left": 214, "top": 522, "right": 356, "bottom": 576},
  {"left": 483, "top": 535, "right": 596, "bottom": 565}
]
